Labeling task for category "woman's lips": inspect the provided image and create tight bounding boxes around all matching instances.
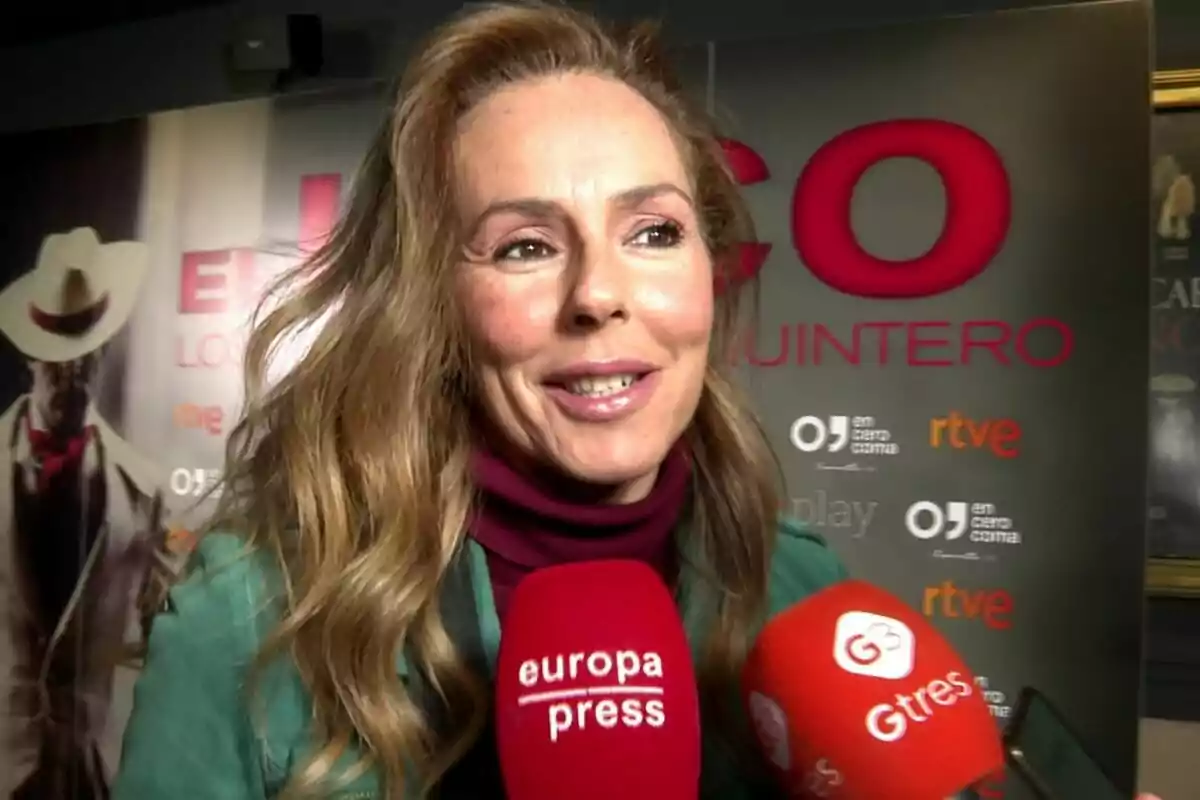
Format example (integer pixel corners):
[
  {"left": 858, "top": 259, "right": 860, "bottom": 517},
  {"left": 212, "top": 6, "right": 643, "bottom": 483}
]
[
  {"left": 541, "top": 359, "right": 658, "bottom": 384},
  {"left": 544, "top": 370, "right": 661, "bottom": 423}
]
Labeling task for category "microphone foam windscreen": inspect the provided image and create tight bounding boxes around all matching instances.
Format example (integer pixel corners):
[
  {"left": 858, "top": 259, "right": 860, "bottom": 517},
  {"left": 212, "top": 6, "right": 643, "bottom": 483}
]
[
  {"left": 743, "top": 579, "right": 1003, "bottom": 800},
  {"left": 494, "top": 560, "right": 701, "bottom": 800}
]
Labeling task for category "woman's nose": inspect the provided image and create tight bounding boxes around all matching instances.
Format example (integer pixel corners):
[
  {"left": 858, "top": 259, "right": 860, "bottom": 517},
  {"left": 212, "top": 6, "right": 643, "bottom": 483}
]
[{"left": 562, "top": 247, "right": 630, "bottom": 331}]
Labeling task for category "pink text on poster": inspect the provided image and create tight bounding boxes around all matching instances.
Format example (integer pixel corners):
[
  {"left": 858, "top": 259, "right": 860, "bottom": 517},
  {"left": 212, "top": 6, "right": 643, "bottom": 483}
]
[
  {"left": 721, "top": 119, "right": 1074, "bottom": 369},
  {"left": 175, "top": 174, "right": 341, "bottom": 370}
]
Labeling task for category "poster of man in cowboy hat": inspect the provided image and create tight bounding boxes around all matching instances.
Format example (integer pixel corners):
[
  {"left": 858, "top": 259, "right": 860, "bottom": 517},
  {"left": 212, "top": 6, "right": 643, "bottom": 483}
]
[{"left": 0, "top": 227, "right": 172, "bottom": 800}]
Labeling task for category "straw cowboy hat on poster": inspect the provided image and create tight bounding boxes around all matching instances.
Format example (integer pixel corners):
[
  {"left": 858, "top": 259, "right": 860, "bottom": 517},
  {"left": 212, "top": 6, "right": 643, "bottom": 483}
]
[{"left": 0, "top": 226, "right": 149, "bottom": 363}]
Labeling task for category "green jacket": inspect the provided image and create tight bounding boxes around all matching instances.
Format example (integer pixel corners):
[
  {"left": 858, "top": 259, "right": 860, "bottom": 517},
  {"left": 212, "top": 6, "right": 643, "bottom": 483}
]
[{"left": 112, "top": 518, "right": 848, "bottom": 799}]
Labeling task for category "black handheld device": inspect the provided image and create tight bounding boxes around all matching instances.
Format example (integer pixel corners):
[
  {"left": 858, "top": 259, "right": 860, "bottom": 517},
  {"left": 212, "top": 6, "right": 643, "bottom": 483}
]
[{"left": 1001, "top": 687, "right": 1125, "bottom": 800}]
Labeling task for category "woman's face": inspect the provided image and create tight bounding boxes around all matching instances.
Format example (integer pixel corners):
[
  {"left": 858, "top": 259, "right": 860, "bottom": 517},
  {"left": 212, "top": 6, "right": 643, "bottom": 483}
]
[{"left": 454, "top": 72, "right": 713, "bottom": 501}]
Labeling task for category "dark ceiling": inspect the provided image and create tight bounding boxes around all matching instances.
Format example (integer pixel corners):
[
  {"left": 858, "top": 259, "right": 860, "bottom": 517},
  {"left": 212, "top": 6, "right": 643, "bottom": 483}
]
[{"left": 0, "top": 0, "right": 237, "bottom": 47}]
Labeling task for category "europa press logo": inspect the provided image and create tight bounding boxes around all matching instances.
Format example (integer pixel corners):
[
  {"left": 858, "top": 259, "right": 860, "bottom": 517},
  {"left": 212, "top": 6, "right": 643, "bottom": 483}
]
[
  {"left": 514, "top": 650, "right": 666, "bottom": 743},
  {"left": 832, "top": 611, "right": 915, "bottom": 680}
]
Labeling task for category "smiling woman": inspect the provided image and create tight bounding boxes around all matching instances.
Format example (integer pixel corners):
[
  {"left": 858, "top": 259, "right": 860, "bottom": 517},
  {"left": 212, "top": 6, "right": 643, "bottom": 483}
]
[
  {"left": 105, "top": 3, "right": 1172, "bottom": 799},
  {"left": 455, "top": 72, "right": 715, "bottom": 496},
  {"left": 109, "top": 2, "right": 853, "bottom": 799}
]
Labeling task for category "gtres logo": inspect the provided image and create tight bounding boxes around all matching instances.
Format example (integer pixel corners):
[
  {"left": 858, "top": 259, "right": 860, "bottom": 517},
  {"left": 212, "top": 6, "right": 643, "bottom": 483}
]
[
  {"left": 832, "top": 612, "right": 915, "bottom": 680},
  {"left": 923, "top": 581, "right": 1014, "bottom": 631},
  {"left": 516, "top": 650, "right": 665, "bottom": 743},
  {"left": 864, "top": 670, "right": 974, "bottom": 743},
  {"left": 172, "top": 402, "right": 225, "bottom": 435}
]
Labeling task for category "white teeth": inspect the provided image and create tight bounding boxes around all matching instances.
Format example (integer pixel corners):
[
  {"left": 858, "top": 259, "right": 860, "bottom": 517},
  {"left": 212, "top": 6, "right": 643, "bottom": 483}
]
[{"left": 565, "top": 374, "right": 637, "bottom": 397}]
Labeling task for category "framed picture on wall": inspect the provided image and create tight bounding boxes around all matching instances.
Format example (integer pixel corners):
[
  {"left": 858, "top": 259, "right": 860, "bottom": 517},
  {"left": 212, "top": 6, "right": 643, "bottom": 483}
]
[{"left": 1148, "top": 68, "right": 1200, "bottom": 597}]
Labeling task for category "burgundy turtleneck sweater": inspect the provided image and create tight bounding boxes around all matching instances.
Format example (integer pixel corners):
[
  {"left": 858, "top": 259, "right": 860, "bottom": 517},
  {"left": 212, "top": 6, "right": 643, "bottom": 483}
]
[{"left": 468, "top": 444, "right": 692, "bottom": 623}]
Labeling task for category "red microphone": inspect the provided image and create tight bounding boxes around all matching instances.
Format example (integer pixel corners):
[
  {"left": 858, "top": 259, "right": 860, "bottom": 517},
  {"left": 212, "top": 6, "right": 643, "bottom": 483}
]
[
  {"left": 494, "top": 560, "right": 701, "bottom": 799},
  {"left": 742, "top": 579, "right": 1003, "bottom": 800}
]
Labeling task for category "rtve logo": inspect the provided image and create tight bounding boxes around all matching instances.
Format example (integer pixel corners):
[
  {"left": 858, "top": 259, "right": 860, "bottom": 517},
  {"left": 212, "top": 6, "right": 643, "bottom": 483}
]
[
  {"left": 922, "top": 580, "right": 1013, "bottom": 631},
  {"left": 172, "top": 402, "right": 225, "bottom": 435},
  {"left": 832, "top": 611, "right": 915, "bottom": 680},
  {"left": 719, "top": 122, "right": 1076, "bottom": 369},
  {"left": 929, "top": 411, "right": 1021, "bottom": 458}
]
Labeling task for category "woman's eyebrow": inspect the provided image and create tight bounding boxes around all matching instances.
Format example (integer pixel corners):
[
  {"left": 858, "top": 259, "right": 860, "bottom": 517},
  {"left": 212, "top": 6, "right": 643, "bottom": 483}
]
[{"left": 466, "top": 182, "right": 695, "bottom": 239}]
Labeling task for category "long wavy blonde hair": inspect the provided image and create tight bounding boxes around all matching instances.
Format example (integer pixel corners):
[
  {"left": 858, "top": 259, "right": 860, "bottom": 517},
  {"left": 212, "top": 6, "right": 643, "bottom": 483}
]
[{"left": 208, "top": 1, "right": 781, "bottom": 796}]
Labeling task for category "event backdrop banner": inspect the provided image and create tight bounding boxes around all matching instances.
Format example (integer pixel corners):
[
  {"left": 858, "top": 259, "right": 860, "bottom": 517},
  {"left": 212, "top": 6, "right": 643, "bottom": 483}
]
[
  {"left": 1150, "top": 105, "right": 1200, "bottom": 561},
  {"left": 0, "top": 1, "right": 1149, "bottom": 798}
]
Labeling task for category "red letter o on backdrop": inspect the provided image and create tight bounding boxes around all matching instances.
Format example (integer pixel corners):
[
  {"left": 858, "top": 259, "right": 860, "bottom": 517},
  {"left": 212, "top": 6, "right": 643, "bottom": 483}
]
[{"left": 792, "top": 119, "right": 1011, "bottom": 299}]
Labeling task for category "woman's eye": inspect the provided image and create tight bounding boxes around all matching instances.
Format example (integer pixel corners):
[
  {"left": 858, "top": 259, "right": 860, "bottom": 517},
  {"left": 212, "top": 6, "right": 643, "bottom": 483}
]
[
  {"left": 494, "top": 239, "right": 557, "bottom": 262},
  {"left": 630, "top": 222, "right": 684, "bottom": 248}
]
